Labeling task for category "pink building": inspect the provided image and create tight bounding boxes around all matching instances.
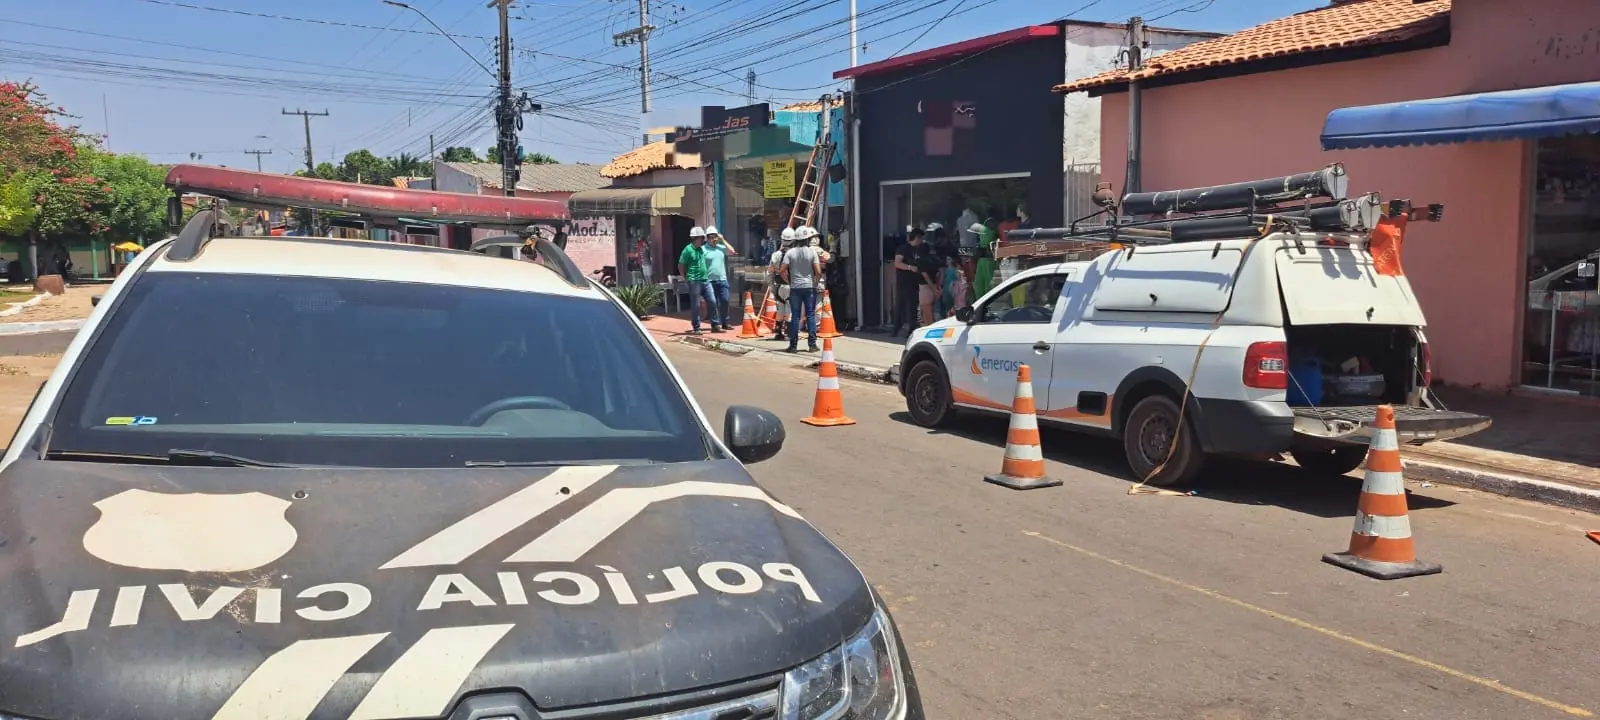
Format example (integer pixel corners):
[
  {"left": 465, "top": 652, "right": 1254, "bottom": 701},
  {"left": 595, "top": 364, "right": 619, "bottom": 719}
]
[{"left": 1062, "top": 0, "right": 1600, "bottom": 399}]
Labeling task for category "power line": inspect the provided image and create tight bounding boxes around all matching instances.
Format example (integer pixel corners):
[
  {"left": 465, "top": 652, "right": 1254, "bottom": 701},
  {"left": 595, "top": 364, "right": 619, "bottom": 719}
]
[{"left": 132, "top": 0, "right": 494, "bottom": 39}]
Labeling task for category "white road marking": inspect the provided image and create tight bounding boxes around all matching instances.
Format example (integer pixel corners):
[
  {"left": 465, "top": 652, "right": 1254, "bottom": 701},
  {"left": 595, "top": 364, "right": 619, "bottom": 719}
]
[
  {"left": 211, "top": 633, "right": 387, "bottom": 720},
  {"left": 347, "top": 624, "right": 514, "bottom": 720},
  {"left": 382, "top": 466, "right": 617, "bottom": 569},
  {"left": 504, "top": 481, "right": 801, "bottom": 563}
]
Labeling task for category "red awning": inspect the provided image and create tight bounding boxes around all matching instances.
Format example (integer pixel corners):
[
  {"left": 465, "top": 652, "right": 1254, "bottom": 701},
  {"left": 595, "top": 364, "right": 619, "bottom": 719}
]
[{"left": 164, "top": 165, "right": 568, "bottom": 225}]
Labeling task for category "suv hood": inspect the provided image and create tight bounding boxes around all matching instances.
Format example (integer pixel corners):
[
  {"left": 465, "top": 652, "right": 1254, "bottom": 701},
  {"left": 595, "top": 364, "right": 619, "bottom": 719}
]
[{"left": 0, "top": 459, "right": 873, "bottom": 720}]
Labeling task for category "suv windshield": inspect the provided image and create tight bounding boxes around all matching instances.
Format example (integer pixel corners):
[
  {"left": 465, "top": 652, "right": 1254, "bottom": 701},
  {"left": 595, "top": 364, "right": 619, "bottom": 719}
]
[{"left": 47, "top": 272, "right": 709, "bottom": 467}]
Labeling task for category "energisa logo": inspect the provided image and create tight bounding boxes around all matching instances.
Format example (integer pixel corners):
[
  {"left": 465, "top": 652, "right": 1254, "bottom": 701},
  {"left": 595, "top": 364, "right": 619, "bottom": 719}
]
[
  {"left": 970, "top": 346, "right": 1022, "bottom": 376},
  {"left": 15, "top": 467, "right": 823, "bottom": 650}
]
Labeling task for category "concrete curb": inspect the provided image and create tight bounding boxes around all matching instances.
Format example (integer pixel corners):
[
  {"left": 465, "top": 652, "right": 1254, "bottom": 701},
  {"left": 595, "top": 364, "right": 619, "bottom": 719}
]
[
  {"left": 1399, "top": 457, "right": 1600, "bottom": 516},
  {"left": 0, "top": 319, "right": 84, "bottom": 336},
  {"left": 0, "top": 294, "right": 47, "bottom": 318},
  {"left": 677, "top": 334, "right": 899, "bottom": 385}
]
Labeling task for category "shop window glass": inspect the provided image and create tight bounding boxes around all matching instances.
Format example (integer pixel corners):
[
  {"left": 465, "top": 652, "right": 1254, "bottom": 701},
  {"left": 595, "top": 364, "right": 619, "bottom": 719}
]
[
  {"left": 724, "top": 154, "right": 810, "bottom": 273},
  {"left": 1524, "top": 135, "right": 1600, "bottom": 395},
  {"left": 876, "top": 176, "right": 1030, "bottom": 326}
]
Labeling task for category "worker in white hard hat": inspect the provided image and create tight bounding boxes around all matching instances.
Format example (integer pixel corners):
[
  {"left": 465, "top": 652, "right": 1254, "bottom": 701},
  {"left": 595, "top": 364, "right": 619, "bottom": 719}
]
[
  {"left": 679, "top": 226, "right": 716, "bottom": 333},
  {"left": 767, "top": 227, "right": 797, "bottom": 341},
  {"left": 701, "top": 224, "right": 737, "bottom": 331}
]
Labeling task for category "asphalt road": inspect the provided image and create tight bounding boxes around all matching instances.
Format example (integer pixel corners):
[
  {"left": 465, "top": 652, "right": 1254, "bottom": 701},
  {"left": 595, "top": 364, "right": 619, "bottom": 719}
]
[{"left": 661, "top": 342, "right": 1600, "bottom": 720}]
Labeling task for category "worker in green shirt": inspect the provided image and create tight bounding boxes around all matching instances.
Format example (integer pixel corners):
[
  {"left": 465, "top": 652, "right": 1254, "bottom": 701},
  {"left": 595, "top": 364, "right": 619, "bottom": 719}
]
[{"left": 678, "top": 227, "right": 718, "bottom": 333}]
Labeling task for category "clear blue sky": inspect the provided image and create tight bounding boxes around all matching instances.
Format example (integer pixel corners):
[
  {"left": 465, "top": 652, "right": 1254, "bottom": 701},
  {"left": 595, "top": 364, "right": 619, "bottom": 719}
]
[{"left": 0, "top": 0, "right": 1321, "bottom": 171}]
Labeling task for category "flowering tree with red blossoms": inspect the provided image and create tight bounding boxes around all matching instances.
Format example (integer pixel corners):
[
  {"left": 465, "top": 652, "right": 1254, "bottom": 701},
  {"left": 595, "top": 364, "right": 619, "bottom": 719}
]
[{"left": 0, "top": 81, "right": 110, "bottom": 240}]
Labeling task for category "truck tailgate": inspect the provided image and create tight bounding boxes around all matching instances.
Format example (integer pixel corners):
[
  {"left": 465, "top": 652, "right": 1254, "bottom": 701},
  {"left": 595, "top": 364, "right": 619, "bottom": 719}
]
[{"left": 1293, "top": 405, "right": 1491, "bottom": 444}]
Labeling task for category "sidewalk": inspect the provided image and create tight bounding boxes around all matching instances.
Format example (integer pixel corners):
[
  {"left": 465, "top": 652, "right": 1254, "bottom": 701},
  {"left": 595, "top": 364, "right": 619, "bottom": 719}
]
[
  {"left": 648, "top": 310, "right": 1600, "bottom": 515},
  {"left": 640, "top": 313, "right": 905, "bottom": 383}
]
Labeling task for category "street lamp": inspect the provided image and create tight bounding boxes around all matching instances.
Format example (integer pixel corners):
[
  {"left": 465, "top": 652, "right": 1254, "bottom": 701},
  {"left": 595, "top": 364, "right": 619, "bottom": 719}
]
[{"left": 381, "top": 1, "right": 495, "bottom": 78}]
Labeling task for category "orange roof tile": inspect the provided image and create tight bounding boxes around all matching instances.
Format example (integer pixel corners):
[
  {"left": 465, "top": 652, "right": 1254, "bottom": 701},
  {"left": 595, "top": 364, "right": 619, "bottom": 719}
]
[
  {"left": 600, "top": 140, "right": 701, "bottom": 179},
  {"left": 1055, "top": 0, "right": 1451, "bottom": 94}
]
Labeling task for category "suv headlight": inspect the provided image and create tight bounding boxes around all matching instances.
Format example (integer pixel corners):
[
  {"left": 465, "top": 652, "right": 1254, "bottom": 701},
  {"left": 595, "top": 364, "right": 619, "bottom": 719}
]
[{"left": 780, "top": 608, "right": 906, "bottom": 720}]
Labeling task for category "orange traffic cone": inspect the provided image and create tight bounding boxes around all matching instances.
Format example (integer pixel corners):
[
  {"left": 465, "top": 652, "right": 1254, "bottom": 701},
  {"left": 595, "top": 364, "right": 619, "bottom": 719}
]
[
  {"left": 758, "top": 290, "right": 781, "bottom": 333},
  {"left": 736, "top": 291, "right": 764, "bottom": 339},
  {"left": 801, "top": 338, "right": 855, "bottom": 427},
  {"left": 983, "top": 365, "right": 1060, "bottom": 490},
  {"left": 1323, "top": 405, "right": 1442, "bottom": 580},
  {"left": 816, "top": 289, "right": 843, "bottom": 339}
]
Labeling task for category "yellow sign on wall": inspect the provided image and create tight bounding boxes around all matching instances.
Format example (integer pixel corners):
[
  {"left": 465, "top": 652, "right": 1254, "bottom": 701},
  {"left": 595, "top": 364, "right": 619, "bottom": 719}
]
[{"left": 763, "top": 159, "right": 796, "bottom": 199}]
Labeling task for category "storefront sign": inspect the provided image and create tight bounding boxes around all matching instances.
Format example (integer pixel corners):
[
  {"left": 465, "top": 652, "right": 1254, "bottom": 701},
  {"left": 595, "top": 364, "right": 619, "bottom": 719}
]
[
  {"left": 763, "top": 160, "right": 795, "bottom": 199},
  {"left": 565, "top": 216, "right": 617, "bottom": 276},
  {"left": 671, "top": 103, "right": 773, "bottom": 162}
]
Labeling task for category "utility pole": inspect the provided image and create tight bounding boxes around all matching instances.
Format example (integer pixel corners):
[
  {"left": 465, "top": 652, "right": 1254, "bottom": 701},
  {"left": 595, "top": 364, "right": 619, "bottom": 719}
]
[
  {"left": 613, "top": 0, "right": 655, "bottom": 146},
  {"left": 245, "top": 148, "right": 272, "bottom": 172},
  {"left": 849, "top": 0, "right": 858, "bottom": 67},
  {"left": 494, "top": 0, "right": 519, "bottom": 198},
  {"left": 746, "top": 70, "right": 756, "bottom": 105},
  {"left": 281, "top": 108, "right": 329, "bottom": 173},
  {"left": 1124, "top": 16, "right": 1145, "bottom": 196}
]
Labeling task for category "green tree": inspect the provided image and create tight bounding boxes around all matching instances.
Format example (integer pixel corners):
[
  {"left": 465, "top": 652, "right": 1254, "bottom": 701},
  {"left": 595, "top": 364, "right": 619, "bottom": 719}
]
[
  {"left": 526, "top": 152, "right": 559, "bottom": 165},
  {"left": 441, "top": 146, "right": 479, "bottom": 163},
  {"left": 485, "top": 145, "right": 502, "bottom": 164},
  {"left": 0, "top": 172, "right": 40, "bottom": 236},
  {"left": 87, "top": 150, "right": 170, "bottom": 243},
  {"left": 390, "top": 152, "right": 429, "bottom": 178},
  {"left": 337, "top": 149, "right": 392, "bottom": 185}
]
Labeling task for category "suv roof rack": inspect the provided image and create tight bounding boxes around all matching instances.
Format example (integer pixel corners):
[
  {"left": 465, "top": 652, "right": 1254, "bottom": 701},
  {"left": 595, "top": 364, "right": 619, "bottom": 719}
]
[
  {"left": 470, "top": 233, "right": 589, "bottom": 289},
  {"left": 166, "top": 208, "right": 234, "bottom": 262},
  {"left": 1008, "top": 164, "right": 1444, "bottom": 251}
]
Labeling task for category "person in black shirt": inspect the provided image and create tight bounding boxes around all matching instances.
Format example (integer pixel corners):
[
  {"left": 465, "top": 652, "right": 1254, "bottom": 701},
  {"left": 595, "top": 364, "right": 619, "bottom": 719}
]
[{"left": 890, "top": 229, "right": 933, "bottom": 337}]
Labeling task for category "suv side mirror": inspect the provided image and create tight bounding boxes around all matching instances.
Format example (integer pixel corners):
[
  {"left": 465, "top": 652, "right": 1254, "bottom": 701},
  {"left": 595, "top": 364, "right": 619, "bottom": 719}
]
[
  {"left": 955, "top": 305, "right": 975, "bottom": 323},
  {"left": 724, "top": 405, "right": 785, "bottom": 464}
]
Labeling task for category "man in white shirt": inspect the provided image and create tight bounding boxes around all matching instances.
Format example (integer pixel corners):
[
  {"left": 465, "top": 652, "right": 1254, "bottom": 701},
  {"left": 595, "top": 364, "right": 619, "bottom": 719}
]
[{"left": 780, "top": 227, "right": 823, "bottom": 353}]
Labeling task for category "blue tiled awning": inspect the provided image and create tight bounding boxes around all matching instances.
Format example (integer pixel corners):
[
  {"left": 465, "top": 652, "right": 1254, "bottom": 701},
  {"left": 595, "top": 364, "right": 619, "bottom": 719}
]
[{"left": 1320, "top": 81, "right": 1600, "bottom": 151}]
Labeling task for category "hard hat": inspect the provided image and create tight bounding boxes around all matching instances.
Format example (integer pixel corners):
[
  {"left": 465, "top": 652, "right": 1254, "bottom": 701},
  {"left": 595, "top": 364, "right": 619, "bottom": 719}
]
[
  {"left": 689, "top": 226, "right": 706, "bottom": 238},
  {"left": 780, "top": 227, "right": 797, "bottom": 241},
  {"left": 925, "top": 222, "right": 943, "bottom": 232},
  {"left": 796, "top": 225, "right": 818, "bottom": 240},
  {"left": 704, "top": 225, "right": 720, "bottom": 236},
  {"left": 968, "top": 222, "right": 987, "bottom": 234}
]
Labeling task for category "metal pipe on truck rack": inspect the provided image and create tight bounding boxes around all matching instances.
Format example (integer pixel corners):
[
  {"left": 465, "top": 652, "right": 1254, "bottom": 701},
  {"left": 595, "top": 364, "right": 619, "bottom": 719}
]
[{"left": 1121, "top": 164, "right": 1350, "bottom": 216}]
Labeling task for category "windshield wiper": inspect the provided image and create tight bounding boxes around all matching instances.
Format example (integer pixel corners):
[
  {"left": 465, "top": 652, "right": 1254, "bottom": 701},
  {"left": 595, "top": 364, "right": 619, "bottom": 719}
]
[
  {"left": 463, "top": 458, "right": 660, "bottom": 468},
  {"left": 46, "top": 449, "right": 297, "bottom": 468},
  {"left": 166, "top": 449, "right": 298, "bottom": 468}
]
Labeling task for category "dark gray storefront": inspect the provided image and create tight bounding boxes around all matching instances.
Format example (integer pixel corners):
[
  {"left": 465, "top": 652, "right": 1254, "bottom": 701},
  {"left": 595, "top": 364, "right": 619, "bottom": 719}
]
[{"left": 840, "top": 24, "right": 1067, "bottom": 327}]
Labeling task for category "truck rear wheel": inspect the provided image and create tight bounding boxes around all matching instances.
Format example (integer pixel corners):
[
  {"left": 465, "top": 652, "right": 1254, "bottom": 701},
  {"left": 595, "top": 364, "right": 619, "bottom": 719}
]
[
  {"left": 904, "top": 360, "right": 953, "bottom": 428},
  {"left": 1290, "top": 446, "right": 1367, "bottom": 476},
  {"left": 1123, "top": 395, "right": 1204, "bottom": 488}
]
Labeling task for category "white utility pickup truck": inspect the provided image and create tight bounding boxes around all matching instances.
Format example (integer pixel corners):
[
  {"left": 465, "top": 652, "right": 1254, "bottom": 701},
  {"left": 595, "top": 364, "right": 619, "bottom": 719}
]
[{"left": 897, "top": 165, "right": 1490, "bottom": 487}]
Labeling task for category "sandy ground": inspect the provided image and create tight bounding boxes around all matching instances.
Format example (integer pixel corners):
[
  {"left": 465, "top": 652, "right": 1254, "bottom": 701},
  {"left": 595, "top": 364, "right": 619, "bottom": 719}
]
[
  {"left": 0, "top": 290, "right": 97, "bottom": 324},
  {"left": 0, "top": 353, "right": 56, "bottom": 440}
]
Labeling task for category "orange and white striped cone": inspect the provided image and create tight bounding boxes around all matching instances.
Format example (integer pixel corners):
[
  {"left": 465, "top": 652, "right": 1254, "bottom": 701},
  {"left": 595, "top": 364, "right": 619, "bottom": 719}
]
[
  {"left": 736, "top": 291, "right": 764, "bottom": 339},
  {"left": 816, "top": 290, "right": 843, "bottom": 339},
  {"left": 1322, "top": 405, "right": 1442, "bottom": 580},
  {"left": 983, "top": 365, "right": 1061, "bottom": 490},
  {"left": 801, "top": 338, "right": 856, "bottom": 427},
  {"left": 758, "top": 291, "right": 781, "bottom": 334}
]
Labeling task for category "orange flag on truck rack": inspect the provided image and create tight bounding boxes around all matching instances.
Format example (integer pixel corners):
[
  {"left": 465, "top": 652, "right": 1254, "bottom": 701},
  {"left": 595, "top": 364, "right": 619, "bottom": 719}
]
[{"left": 1369, "top": 214, "right": 1408, "bottom": 277}]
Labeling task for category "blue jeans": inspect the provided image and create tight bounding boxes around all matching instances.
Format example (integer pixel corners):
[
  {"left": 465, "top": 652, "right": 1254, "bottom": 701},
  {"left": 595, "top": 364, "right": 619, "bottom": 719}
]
[
  {"left": 788, "top": 287, "right": 817, "bottom": 348},
  {"left": 708, "top": 278, "right": 732, "bottom": 327},
  {"left": 687, "top": 280, "right": 715, "bottom": 331}
]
